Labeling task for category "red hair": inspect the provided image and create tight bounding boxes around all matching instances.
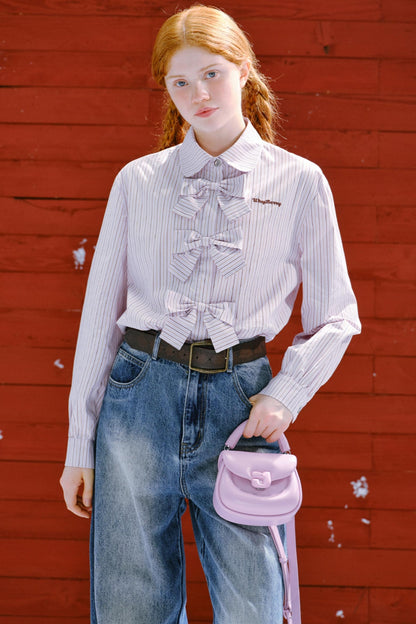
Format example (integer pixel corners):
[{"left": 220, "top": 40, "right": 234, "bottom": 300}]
[{"left": 151, "top": 5, "right": 279, "bottom": 150}]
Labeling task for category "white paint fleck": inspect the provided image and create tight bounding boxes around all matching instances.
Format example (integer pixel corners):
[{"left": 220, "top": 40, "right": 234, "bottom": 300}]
[
  {"left": 350, "top": 475, "right": 369, "bottom": 499},
  {"left": 79, "top": 238, "right": 88, "bottom": 245},
  {"left": 73, "top": 246, "right": 86, "bottom": 270},
  {"left": 0, "top": 430, "right": 3, "bottom": 440},
  {"left": 336, "top": 610, "right": 345, "bottom": 619},
  {"left": 337, "top": 543, "right": 342, "bottom": 548},
  {"left": 344, "top": 504, "right": 349, "bottom": 509},
  {"left": 54, "top": 359, "right": 64, "bottom": 369},
  {"left": 361, "top": 518, "right": 371, "bottom": 525},
  {"left": 327, "top": 520, "right": 335, "bottom": 543}
]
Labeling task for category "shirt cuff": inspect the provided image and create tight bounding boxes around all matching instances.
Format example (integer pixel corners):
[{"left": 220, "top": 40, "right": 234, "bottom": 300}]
[
  {"left": 259, "top": 373, "right": 312, "bottom": 421},
  {"left": 65, "top": 437, "right": 95, "bottom": 469}
]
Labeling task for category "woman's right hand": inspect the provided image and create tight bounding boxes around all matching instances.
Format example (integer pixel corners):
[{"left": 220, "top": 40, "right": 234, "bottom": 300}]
[{"left": 59, "top": 466, "right": 95, "bottom": 519}]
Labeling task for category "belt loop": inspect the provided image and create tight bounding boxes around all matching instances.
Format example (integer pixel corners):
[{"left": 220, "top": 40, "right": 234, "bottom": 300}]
[
  {"left": 227, "top": 345, "right": 234, "bottom": 372},
  {"left": 151, "top": 332, "right": 161, "bottom": 360}
]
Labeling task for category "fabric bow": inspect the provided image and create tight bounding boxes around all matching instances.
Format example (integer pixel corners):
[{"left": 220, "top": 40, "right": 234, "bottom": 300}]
[
  {"left": 174, "top": 176, "right": 250, "bottom": 221},
  {"left": 159, "top": 291, "right": 239, "bottom": 353},
  {"left": 169, "top": 227, "right": 245, "bottom": 281}
]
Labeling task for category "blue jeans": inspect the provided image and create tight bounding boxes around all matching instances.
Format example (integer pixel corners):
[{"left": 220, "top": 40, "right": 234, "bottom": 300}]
[{"left": 91, "top": 336, "right": 285, "bottom": 623}]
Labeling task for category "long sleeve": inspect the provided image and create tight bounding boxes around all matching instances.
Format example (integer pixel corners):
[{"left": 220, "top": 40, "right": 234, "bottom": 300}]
[
  {"left": 64, "top": 123, "right": 362, "bottom": 467},
  {"left": 65, "top": 173, "right": 127, "bottom": 468},
  {"left": 260, "top": 171, "right": 361, "bottom": 417}
]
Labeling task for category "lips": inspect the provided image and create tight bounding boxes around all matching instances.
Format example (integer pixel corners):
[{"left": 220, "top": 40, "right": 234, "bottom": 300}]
[{"left": 195, "top": 107, "right": 218, "bottom": 117}]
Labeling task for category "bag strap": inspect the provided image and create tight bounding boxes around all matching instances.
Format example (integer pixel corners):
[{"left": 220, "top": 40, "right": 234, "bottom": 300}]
[
  {"left": 225, "top": 420, "right": 301, "bottom": 624},
  {"left": 286, "top": 518, "right": 301, "bottom": 624},
  {"left": 269, "top": 526, "right": 292, "bottom": 623},
  {"left": 224, "top": 419, "right": 291, "bottom": 453}
]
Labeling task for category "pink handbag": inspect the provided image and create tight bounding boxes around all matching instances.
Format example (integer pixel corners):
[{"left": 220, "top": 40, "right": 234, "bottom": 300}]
[{"left": 213, "top": 420, "right": 302, "bottom": 624}]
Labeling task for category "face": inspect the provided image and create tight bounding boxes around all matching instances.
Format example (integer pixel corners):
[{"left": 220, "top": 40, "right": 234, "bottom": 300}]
[{"left": 164, "top": 46, "right": 250, "bottom": 155}]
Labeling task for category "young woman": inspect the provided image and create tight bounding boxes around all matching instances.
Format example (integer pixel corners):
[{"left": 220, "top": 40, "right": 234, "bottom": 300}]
[{"left": 60, "top": 6, "right": 361, "bottom": 623}]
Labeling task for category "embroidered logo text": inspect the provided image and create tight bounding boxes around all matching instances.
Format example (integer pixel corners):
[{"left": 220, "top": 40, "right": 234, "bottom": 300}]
[{"left": 252, "top": 197, "right": 282, "bottom": 207}]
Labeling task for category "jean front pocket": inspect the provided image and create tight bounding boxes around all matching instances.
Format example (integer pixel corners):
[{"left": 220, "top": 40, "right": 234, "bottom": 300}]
[
  {"left": 232, "top": 356, "right": 273, "bottom": 408},
  {"left": 108, "top": 344, "right": 151, "bottom": 388}
]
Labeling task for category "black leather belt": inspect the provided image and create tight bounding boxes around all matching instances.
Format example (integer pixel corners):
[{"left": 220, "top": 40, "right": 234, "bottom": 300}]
[{"left": 124, "top": 328, "right": 266, "bottom": 374}]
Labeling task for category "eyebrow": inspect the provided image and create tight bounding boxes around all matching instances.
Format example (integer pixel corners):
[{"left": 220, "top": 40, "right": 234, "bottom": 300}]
[{"left": 165, "top": 63, "right": 221, "bottom": 79}]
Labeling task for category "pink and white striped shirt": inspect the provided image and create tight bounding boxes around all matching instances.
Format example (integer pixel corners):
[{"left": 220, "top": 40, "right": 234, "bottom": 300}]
[{"left": 66, "top": 120, "right": 361, "bottom": 468}]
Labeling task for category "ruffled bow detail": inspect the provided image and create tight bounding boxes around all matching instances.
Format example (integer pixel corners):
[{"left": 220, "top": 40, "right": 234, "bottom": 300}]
[
  {"left": 159, "top": 291, "right": 239, "bottom": 353},
  {"left": 174, "top": 176, "right": 250, "bottom": 221},
  {"left": 169, "top": 227, "right": 245, "bottom": 281}
]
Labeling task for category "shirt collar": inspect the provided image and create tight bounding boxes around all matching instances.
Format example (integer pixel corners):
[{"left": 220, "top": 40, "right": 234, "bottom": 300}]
[{"left": 178, "top": 119, "right": 264, "bottom": 177}]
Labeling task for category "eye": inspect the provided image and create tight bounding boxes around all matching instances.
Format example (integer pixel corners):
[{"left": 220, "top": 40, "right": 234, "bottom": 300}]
[
  {"left": 174, "top": 79, "right": 187, "bottom": 88},
  {"left": 206, "top": 70, "right": 218, "bottom": 79}
]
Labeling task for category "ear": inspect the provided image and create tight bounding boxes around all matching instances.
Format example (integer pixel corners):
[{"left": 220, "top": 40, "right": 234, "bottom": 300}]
[{"left": 239, "top": 59, "right": 251, "bottom": 88}]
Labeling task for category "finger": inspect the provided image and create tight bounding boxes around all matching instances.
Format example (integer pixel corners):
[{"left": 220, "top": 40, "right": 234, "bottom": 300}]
[
  {"left": 258, "top": 423, "right": 277, "bottom": 440},
  {"left": 265, "top": 429, "right": 282, "bottom": 444},
  {"left": 77, "top": 495, "right": 92, "bottom": 517},
  {"left": 252, "top": 414, "right": 276, "bottom": 438},
  {"left": 65, "top": 494, "right": 90, "bottom": 518},
  {"left": 61, "top": 479, "right": 90, "bottom": 519},
  {"left": 82, "top": 475, "right": 94, "bottom": 510},
  {"left": 72, "top": 503, "right": 91, "bottom": 519},
  {"left": 243, "top": 415, "right": 259, "bottom": 438},
  {"left": 253, "top": 420, "right": 269, "bottom": 438}
]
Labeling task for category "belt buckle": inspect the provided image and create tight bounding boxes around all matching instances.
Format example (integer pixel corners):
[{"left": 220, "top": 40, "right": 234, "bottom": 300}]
[{"left": 188, "top": 340, "right": 229, "bottom": 374}]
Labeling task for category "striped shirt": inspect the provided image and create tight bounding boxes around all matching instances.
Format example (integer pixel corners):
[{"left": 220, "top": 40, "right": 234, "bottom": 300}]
[{"left": 66, "top": 120, "right": 361, "bottom": 468}]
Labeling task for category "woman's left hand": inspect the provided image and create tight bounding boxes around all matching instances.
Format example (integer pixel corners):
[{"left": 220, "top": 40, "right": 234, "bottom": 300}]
[{"left": 243, "top": 394, "right": 293, "bottom": 443}]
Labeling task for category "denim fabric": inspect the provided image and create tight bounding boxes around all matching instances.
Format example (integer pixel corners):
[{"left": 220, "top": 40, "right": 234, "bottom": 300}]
[{"left": 91, "top": 337, "right": 285, "bottom": 624}]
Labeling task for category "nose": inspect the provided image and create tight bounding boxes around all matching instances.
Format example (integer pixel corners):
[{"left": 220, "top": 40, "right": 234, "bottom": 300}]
[{"left": 191, "top": 81, "right": 209, "bottom": 104}]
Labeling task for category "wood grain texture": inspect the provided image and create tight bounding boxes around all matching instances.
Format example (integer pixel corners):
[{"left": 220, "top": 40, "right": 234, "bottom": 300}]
[
  {"left": 281, "top": 93, "right": 416, "bottom": 132},
  {"left": 0, "top": 87, "right": 151, "bottom": 125},
  {"left": 0, "top": 0, "right": 383, "bottom": 20},
  {"left": 1, "top": 1, "right": 415, "bottom": 622},
  {"left": 3, "top": 17, "right": 415, "bottom": 58}
]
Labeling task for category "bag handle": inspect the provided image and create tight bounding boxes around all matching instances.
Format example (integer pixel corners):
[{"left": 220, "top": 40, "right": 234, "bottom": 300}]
[{"left": 224, "top": 419, "right": 291, "bottom": 454}]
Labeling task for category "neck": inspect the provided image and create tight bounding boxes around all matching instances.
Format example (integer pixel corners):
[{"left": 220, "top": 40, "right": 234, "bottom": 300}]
[{"left": 194, "top": 118, "right": 246, "bottom": 156}]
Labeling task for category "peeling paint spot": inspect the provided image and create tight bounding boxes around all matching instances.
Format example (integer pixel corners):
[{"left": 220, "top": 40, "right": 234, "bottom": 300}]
[
  {"left": 73, "top": 246, "right": 86, "bottom": 270},
  {"left": 54, "top": 359, "right": 64, "bottom": 369},
  {"left": 0, "top": 430, "right": 3, "bottom": 440},
  {"left": 336, "top": 610, "right": 345, "bottom": 619},
  {"left": 350, "top": 475, "right": 369, "bottom": 499},
  {"left": 327, "top": 520, "right": 335, "bottom": 543},
  {"left": 361, "top": 518, "right": 371, "bottom": 525},
  {"left": 337, "top": 543, "right": 342, "bottom": 548},
  {"left": 344, "top": 504, "right": 349, "bottom": 509}
]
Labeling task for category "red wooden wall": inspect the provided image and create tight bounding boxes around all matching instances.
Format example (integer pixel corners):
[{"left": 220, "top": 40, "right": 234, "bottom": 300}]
[{"left": 1, "top": 1, "right": 415, "bottom": 622}]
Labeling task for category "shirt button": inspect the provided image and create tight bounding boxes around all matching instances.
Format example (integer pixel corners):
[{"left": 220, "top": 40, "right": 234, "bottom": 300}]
[{"left": 213, "top": 158, "right": 221, "bottom": 167}]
